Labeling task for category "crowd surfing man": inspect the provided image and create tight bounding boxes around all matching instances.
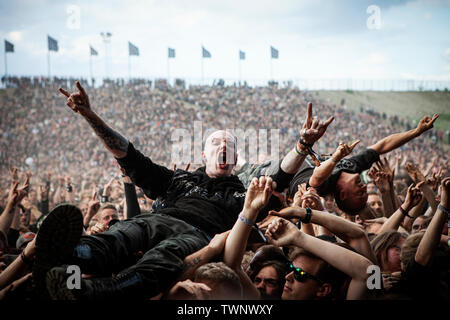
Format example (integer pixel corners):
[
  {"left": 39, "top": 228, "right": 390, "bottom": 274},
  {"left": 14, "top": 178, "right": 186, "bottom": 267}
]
[
  {"left": 285, "top": 110, "right": 438, "bottom": 217},
  {"left": 31, "top": 81, "right": 330, "bottom": 300}
]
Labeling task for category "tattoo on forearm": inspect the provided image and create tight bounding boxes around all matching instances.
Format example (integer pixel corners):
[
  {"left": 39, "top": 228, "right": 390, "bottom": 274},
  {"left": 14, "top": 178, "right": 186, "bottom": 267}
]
[
  {"left": 182, "top": 256, "right": 202, "bottom": 273},
  {"left": 85, "top": 116, "right": 128, "bottom": 153}
]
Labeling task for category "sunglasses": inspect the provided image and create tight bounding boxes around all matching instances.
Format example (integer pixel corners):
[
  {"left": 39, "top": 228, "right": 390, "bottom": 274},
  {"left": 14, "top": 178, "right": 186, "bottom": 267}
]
[{"left": 287, "top": 263, "right": 323, "bottom": 284}]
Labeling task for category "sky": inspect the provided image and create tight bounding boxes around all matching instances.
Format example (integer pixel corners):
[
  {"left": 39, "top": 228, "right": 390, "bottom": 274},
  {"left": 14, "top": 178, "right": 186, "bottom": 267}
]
[{"left": 1, "top": 0, "right": 450, "bottom": 84}]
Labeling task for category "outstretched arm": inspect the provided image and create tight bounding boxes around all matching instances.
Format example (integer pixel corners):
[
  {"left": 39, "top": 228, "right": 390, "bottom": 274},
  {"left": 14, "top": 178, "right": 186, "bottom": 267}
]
[
  {"left": 59, "top": 81, "right": 129, "bottom": 159},
  {"left": 415, "top": 178, "right": 450, "bottom": 267},
  {"left": 377, "top": 183, "right": 423, "bottom": 234},
  {"left": 368, "top": 114, "right": 438, "bottom": 155},
  {"left": 268, "top": 205, "right": 377, "bottom": 264},
  {"left": 309, "top": 140, "right": 360, "bottom": 188}
]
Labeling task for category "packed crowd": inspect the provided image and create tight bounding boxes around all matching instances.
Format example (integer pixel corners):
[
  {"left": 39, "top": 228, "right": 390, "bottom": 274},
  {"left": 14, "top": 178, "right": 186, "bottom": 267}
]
[{"left": 0, "top": 76, "right": 448, "bottom": 301}]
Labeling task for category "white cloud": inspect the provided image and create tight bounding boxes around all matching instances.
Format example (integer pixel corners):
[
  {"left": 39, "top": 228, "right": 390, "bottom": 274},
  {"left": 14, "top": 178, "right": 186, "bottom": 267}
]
[{"left": 8, "top": 31, "right": 23, "bottom": 41}]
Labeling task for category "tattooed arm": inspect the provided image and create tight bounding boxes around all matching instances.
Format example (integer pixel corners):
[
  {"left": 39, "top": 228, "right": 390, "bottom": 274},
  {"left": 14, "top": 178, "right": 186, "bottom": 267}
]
[
  {"left": 83, "top": 111, "right": 128, "bottom": 158},
  {"left": 59, "top": 81, "right": 129, "bottom": 158},
  {"left": 177, "top": 231, "right": 230, "bottom": 281}
]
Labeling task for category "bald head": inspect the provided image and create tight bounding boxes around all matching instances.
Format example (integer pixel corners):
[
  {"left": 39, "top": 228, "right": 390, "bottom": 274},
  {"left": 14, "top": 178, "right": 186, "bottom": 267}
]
[{"left": 202, "top": 130, "right": 238, "bottom": 178}]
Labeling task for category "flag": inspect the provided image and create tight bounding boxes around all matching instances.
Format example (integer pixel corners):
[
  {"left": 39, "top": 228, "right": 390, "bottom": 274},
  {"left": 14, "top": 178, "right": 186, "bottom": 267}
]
[
  {"left": 5, "top": 40, "right": 14, "bottom": 53},
  {"left": 128, "top": 42, "right": 139, "bottom": 56},
  {"left": 270, "top": 46, "right": 278, "bottom": 59},
  {"left": 90, "top": 45, "right": 98, "bottom": 56},
  {"left": 168, "top": 47, "right": 175, "bottom": 58},
  {"left": 239, "top": 50, "right": 245, "bottom": 60},
  {"left": 48, "top": 35, "right": 58, "bottom": 52},
  {"left": 202, "top": 46, "right": 211, "bottom": 58}
]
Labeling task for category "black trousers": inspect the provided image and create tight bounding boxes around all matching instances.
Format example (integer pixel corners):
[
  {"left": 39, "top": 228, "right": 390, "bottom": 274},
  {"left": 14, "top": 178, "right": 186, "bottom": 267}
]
[{"left": 71, "top": 213, "right": 211, "bottom": 297}]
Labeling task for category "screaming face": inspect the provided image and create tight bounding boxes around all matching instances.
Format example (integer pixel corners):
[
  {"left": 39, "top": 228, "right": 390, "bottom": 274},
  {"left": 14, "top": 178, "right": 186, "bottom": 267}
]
[{"left": 203, "top": 130, "right": 238, "bottom": 178}]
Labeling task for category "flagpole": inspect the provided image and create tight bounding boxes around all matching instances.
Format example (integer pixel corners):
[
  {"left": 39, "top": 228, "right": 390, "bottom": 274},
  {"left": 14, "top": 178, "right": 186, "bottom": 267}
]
[
  {"left": 167, "top": 55, "right": 170, "bottom": 85},
  {"left": 89, "top": 53, "right": 93, "bottom": 84},
  {"left": 270, "top": 57, "right": 273, "bottom": 81},
  {"left": 47, "top": 50, "right": 51, "bottom": 79},
  {"left": 238, "top": 57, "right": 242, "bottom": 84},
  {"left": 201, "top": 56, "right": 204, "bottom": 85},
  {"left": 128, "top": 54, "right": 131, "bottom": 81},
  {"left": 4, "top": 51, "right": 7, "bottom": 77}
]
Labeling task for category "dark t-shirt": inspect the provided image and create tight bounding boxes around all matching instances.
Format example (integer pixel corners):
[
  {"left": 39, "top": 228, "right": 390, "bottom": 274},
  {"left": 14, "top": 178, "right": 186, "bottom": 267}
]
[{"left": 287, "top": 148, "right": 380, "bottom": 198}]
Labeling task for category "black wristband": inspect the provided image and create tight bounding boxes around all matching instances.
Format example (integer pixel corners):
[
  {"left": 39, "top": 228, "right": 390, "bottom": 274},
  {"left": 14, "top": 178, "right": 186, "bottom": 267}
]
[
  {"left": 301, "top": 207, "right": 312, "bottom": 224},
  {"left": 399, "top": 206, "right": 413, "bottom": 219},
  {"left": 20, "top": 250, "right": 33, "bottom": 265}
]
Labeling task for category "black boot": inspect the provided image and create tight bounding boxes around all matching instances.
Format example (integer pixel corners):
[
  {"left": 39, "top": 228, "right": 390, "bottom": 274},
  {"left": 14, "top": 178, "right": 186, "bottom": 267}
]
[
  {"left": 46, "top": 266, "right": 146, "bottom": 300},
  {"left": 32, "top": 204, "right": 83, "bottom": 299}
]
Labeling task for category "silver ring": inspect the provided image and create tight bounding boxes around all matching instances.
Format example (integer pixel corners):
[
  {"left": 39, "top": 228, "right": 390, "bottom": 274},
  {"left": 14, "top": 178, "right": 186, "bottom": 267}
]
[{"left": 301, "top": 129, "right": 307, "bottom": 136}]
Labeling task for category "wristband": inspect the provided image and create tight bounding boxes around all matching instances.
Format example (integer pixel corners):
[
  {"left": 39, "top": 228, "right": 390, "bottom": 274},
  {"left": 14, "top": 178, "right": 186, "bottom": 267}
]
[
  {"left": 294, "top": 143, "right": 309, "bottom": 157},
  {"left": 101, "top": 195, "right": 108, "bottom": 203},
  {"left": 301, "top": 207, "right": 312, "bottom": 224},
  {"left": 330, "top": 156, "right": 339, "bottom": 163},
  {"left": 437, "top": 204, "right": 450, "bottom": 216},
  {"left": 20, "top": 250, "right": 33, "bottom": 265},
  {"left": 298, "top": 139, "right": 321, "bottom": 167},
  {"left": 399, "top": 206, "right": 413, "bottom": 219},
  {"left": 238, "top": 214, "right": 255, "bottom": 227}
]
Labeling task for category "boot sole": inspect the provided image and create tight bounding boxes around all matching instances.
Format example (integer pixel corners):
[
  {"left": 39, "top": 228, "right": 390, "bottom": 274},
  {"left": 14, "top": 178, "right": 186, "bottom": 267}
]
[{"left": 32, "top": 204, "right": 83, "bottom": 299}]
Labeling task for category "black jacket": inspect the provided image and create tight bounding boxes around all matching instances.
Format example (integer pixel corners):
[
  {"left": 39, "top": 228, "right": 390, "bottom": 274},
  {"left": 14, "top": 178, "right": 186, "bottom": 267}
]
[{"left": 117, "top": 143, "right": 250, "bottom": 237}]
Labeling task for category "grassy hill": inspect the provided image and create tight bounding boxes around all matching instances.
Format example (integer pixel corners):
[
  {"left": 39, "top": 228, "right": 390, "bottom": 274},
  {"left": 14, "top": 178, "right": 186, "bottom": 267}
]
[{"left": 311, "top": 90, "right": 450, "bottom": 133}]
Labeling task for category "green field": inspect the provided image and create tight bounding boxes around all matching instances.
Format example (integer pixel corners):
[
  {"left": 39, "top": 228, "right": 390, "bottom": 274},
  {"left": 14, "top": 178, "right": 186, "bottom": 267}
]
[{"left": 311, "top": 90, "right": 450, "bottom": 132}]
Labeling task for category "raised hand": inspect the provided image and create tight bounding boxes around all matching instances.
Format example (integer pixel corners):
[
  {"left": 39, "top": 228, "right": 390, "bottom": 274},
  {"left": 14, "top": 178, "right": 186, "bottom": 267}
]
[
  {"left": 426, "top": 168, "right": 443, "bottom": 192},
  {"left": 403, "top": 182, "right": 424, "bottom": 211},
  {"left": 8, "top": 164, "right": 18, "bottom": 183},
  {"left": 331, "top": 140, "right": 360, "bottom": 162},
  {"left": 300, "top": 187, "right": 324, "bottom": 211},
  {"left": 299, "top": 102, "right": 334, "bottom": 146},
  {"left": 416, "top": 114, "right": 439, "bottom": 135},
  {"left": 264, "top": 217, "right": 299, "bottom": 247},
  {"left": 8, "top": 176, "right": 29, "bottom": 207},
  {"left": 440, "top": 177, "right": 450, "bottom": 209},
  {"left": 87, "top": 191, "right": 101, "bottom": 218},
  {"left": 243, "top": 176, "right": 276, "bottom": 212},
  {"left": 88, "top": 222, "right": 109, "bottom": 235},
  {"left": 59, "top": 81, "right": 91, "bottom": 116},
  {"left": 376, "top": 158, "right": 395, "bottom": 183},
  {"left": 405, "top": 162, "right": 426, "bottom": 183}
]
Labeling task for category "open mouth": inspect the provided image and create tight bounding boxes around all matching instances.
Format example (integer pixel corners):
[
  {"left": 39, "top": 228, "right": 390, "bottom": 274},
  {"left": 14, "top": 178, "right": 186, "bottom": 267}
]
[{"left": 218, "top": 151, "right": 228, "bottom": 169}]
